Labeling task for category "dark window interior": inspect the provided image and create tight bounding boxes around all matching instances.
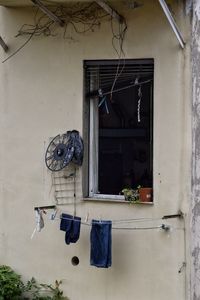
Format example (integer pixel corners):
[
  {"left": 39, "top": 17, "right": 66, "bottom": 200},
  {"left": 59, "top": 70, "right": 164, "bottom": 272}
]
[{"left": 85, "top": 59, "right": 154, "bottom": 195}]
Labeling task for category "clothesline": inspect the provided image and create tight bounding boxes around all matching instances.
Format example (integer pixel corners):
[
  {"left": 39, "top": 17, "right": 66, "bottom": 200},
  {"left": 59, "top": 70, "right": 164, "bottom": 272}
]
[
  {"left": 35, "top": 206, "right": 183, "bottom": 224},
  {"left": 58, "top": 215, "right": 163, "bottom": 224},
  {"left": 32, "top": 208, "right": 185, "bottom": 269},
  {"left": 87, "top": 79, "right": 152, "bottom": 98},
  {"left": 82, "top": 222, "right": 166, "bottom": 230},
  {"left": 46, "top": 216, "right": 184, "bottom": 231},
  {"left": 34, "top": 206, "right": 183, "bottom": 233},
  {"left": 52, "top": 213, "right": 182, "bottom": 224}
]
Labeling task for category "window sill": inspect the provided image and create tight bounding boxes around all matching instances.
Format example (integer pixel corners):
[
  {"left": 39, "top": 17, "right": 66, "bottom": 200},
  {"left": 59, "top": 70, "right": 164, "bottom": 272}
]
[{"left": 83, "top": 197, "right": 154, "bottom": 204}]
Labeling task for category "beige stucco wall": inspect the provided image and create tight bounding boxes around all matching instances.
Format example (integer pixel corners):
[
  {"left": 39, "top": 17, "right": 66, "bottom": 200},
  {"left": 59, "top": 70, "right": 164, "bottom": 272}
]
[{"left": 0, "top": 1, "right": 191, "bottom": 299}]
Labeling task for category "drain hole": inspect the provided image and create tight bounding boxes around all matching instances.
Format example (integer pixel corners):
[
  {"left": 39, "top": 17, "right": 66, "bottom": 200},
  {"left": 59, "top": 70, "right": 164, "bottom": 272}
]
[{"left": 71, "top": 256, "right": 79, "bottom": 266}]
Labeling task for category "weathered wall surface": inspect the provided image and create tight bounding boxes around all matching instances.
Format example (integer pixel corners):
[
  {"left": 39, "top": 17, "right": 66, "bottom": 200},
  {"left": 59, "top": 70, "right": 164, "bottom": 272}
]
[
  {"left": 191, "top": 1, "right": 200, "bottom": 300},
  {"left": 0, "top": 1, "right": 191, "bottom": 300}
]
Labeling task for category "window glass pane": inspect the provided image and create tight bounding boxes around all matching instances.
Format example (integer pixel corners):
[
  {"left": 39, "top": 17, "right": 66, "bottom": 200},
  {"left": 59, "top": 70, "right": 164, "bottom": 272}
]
[{"left": 85, "top": 59, "right": 153, "bottom": 196}]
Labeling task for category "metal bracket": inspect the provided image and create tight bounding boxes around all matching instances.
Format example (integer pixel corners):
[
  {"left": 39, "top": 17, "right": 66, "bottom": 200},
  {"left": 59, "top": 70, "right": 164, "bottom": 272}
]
[
  {"left": 94, "top": 0, "right": 124, "bottom": 23},
  {"left": 34, "top": 205, "right": 56, "bottom": 211},
  {"left": 31, "top": 0, "right": 65, "bottom": 27},
  {"left": 158, "top": 0, "right": 185, "bottom": 49},
  {"left": 0, "top": 36, "right": 8, "bottom": 52},
  {"left": 162, "top": 211, "right": 184, "bottom": 219}
]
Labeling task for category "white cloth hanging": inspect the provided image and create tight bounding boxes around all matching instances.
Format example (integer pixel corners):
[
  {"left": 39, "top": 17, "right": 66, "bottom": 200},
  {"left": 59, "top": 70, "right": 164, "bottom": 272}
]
[{"left": 35, "top": 209, "right": 44, "bottom": 232}]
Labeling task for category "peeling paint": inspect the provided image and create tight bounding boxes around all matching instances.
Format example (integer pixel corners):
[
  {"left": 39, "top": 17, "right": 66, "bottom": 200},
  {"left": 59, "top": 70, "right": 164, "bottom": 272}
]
[
  {"left": 186, "top": 0, "right": 193, "bottom": 15},
  {"left": 194, "top": 1, "right": 200, "bottom": 20},
  {"left": 192, "top": 202, "right": 200, "bottom": 217}
]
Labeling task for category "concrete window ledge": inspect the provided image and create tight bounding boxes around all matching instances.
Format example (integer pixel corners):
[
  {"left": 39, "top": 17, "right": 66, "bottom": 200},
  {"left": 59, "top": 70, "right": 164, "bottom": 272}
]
[{"left": 83, "top": 197, "right": 154, "bottom": 204}]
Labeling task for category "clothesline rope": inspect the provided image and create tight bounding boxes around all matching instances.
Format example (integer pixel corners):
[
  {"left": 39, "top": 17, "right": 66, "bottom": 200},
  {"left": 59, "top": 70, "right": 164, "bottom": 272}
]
[
  {"left": 45, "top": 216, "right": 183, "bottom": 231},
  {"left": 57, "top": 215, "right": 163, "bottom": 225},
  {"left": 31, "top": 210, "right": 184, "bottom": 238},
  {"left": 53, "top": 213, "right": 182, "bottom": 224},
  {"left": 113, "top": 225, "right": 163, "bottom": 230},
  {"left": 83, "top": 222, "right": 163, "bottom": 230},
  {"left": 36, "top": 207, "right": 183, "bottom": 224},
  {"left": 46, "top": 217, "right": 184, "bottom": 231},
  {"left": 34, "top": 208, "right": 183, "bottom": 232}
]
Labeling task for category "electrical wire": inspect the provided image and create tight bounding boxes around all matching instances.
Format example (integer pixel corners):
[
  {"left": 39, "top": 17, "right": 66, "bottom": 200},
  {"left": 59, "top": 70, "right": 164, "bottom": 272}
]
[{"left": 109, "top": 17, "right": 127, "bottom": 100}]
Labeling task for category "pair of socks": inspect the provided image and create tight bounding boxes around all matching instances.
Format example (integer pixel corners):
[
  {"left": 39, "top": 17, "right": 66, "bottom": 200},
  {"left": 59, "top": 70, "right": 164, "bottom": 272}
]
[{"left": 60, "top": 213, "right": 81, "bottom": 245}]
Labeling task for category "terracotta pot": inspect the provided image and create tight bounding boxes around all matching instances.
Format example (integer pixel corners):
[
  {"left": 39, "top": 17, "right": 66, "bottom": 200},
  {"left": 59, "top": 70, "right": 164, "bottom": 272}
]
[{"left": 139, "top": 187, "right": 153, "bottom": 202}]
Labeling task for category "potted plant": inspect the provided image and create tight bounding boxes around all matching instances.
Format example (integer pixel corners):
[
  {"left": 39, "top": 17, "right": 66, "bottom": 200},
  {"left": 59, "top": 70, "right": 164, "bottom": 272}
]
[
  {"left": 122, "top": 188, "right": 140, "bottom": 203},
  {"left": 122, "top": 186, "right": 153, "bottom": 203}
]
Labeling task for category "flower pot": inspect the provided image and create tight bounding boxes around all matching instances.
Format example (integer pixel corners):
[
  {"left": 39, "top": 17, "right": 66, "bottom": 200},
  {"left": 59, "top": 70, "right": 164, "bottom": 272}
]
[{"left": 139, "top": 187, "right": 153, "bottom": 202}]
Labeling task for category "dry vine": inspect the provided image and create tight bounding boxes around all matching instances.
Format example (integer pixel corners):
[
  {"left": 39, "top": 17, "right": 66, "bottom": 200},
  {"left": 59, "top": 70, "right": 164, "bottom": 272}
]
[
  {"left": 17, "top": 2, "right": 109, "bottom": 39},
  {"left": 2, "top": 1, "right": 127, "bottom": 63}
]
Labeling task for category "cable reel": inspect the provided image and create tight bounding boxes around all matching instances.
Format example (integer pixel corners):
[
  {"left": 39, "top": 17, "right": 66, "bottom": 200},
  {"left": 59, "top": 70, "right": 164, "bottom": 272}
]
[{"left": 45, "top": 130, "right": 84, "bottom": 172}]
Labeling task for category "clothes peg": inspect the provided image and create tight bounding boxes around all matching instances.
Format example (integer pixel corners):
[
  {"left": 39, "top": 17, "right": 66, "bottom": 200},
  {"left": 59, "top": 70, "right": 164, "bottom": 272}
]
[
  {"left": 134, "top": 76, "right": 139, "bottom": 85},
  {"left": 98, "top": 88, "right": 103, "bottom": 97},
  {"left": 85, "top": 212, "right": 89, "bottom": 223},
  {"left": 63, "top": 173, "right": 75, "bottom": 179},
  {"left": 161, "top": 224, "right": 171, "bottom": 231},
  {"left": 49, "top": 208, "right": 58, "bottom": 220},
  {"left": 98, "top": 96, "right": 109, "bottom": 114}
]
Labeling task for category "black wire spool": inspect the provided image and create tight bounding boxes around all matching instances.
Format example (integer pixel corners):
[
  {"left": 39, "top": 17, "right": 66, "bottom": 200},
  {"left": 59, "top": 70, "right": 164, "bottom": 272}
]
[{"left": 45, "top": 131, "right": 84, "bottom": 172}]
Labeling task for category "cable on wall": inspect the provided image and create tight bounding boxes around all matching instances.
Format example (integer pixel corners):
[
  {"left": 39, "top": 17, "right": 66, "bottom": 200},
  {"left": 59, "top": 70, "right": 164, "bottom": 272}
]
[{"left": 2, "top": 2, "right": 128, "bottom": 63}]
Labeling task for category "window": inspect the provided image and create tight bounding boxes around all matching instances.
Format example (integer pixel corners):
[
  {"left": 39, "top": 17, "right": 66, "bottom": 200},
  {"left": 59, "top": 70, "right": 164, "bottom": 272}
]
[{"left": 84, "top": 59, "right": 154, "bottom": 199}]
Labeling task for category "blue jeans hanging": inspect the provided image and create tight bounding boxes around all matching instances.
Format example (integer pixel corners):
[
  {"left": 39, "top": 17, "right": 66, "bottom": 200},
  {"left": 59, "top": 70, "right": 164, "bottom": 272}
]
[{"left": 90, "top": 220, "right": 112, "bottom": 268}]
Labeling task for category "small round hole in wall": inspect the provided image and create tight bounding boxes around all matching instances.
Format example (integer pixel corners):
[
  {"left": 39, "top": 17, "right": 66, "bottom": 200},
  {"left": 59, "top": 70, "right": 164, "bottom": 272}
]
[{"left": 71, "top": 256, "right": 79, "bottom": 266}]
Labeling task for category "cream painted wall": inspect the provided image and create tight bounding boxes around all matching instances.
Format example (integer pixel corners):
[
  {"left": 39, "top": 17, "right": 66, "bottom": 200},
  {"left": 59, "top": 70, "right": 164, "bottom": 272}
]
[{"left": 0, "top": 1, "right": 191, "bottom": 300}]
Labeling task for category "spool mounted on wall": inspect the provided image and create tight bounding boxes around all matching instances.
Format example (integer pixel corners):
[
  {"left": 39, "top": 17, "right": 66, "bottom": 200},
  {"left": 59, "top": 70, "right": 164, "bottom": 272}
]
[{"left": 45, "top": 130, "right": 84, "bottom": 172}]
